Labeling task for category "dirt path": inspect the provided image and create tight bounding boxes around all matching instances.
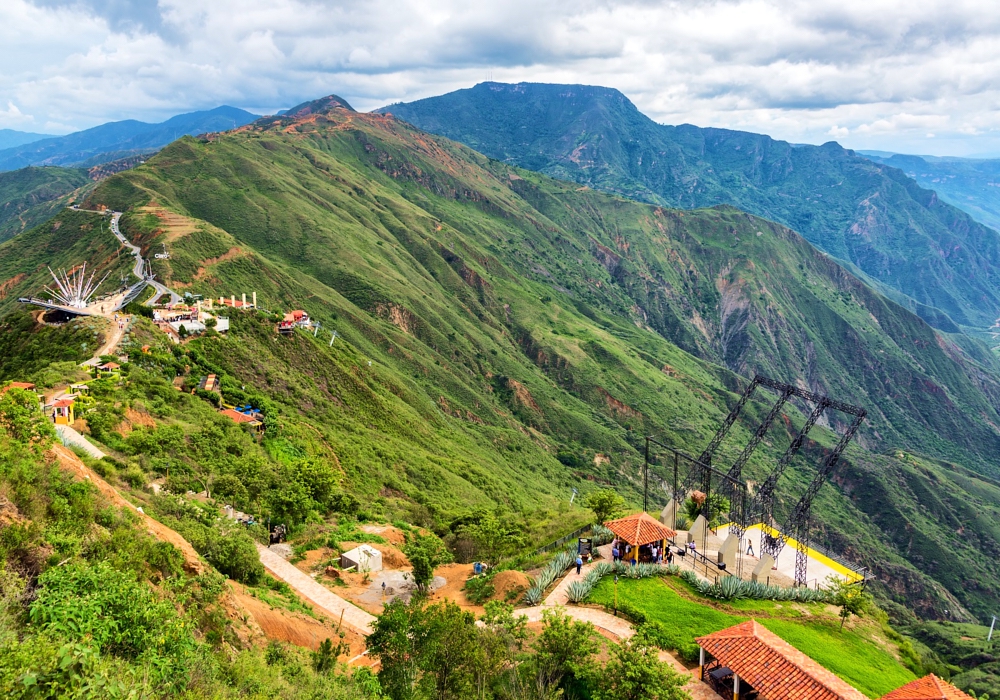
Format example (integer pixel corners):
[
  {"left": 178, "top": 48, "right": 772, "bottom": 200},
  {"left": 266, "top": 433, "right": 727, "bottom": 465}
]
[
  {"left": 257, "top": 544, "right": 376, "bottom": 635},
  {"left": 81, "top": 315, "right": 128, "bottom": 366}
]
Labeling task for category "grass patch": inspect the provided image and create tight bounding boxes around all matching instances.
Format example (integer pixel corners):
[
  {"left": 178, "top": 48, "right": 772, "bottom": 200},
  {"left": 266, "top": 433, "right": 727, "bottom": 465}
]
[{"left": 589, "top": 577, "right": 915, "bottom": 698}]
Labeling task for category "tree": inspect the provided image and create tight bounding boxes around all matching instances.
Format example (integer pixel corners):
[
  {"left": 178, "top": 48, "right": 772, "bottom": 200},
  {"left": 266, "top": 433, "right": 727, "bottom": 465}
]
[
  {"left": 590, "top": 629, "right": 689, "bottom": 700},
  {"left": 532, "top": 607, "right": 599, "bottom": 690},
  {"left": 403, "top": 533, "right": 453, "bottom": 593},
  {"left": 368, "top": 599, "right": 483, "bottom": 700},
  {"left": 829, "top": 577, "right": 871, "bottom": 631},
  {"left": 585, "top": 488, "right": 626, "bottom": 525},
  {"left": 204, "top": 526, "right": 264, "bottom": 584},
  {"left": 0, "top": 387, "right": 53, "bottom": 445},
  {"left": 462, "top": 511, "right": 523, "bottom": 569},
  {"left": 178, "top": 324, "right": 189, "bottom": 339}
]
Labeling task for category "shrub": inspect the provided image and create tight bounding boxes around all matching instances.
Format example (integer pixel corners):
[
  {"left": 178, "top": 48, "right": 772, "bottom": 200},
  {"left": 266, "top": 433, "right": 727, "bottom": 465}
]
[{"left": 205, "top": 528, "right": 264, "bottom": 584}]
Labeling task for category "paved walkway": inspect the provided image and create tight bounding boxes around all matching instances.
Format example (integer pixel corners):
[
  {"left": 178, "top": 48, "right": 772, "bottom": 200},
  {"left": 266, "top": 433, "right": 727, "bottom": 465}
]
[
  {"left": 257, "top": 544, "right": 375, "bottom": 635},
  {"left": 54, "top": 424, "right": 106, "bottom": 459},
  {"left": 524, "top": 542, "right": 722, "bottom": 700}
]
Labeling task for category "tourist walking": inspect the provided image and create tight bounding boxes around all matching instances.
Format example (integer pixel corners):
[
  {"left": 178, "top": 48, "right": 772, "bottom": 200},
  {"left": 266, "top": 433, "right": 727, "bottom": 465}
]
[
  {"left": 612, "top": 544, "right": 620, "bottom": 562},
  {"left": 576, "top": 555, "right": 583, "bottom": 575},
  {"left": 746, "top": 539, "right": 755, "bottom": 557}
]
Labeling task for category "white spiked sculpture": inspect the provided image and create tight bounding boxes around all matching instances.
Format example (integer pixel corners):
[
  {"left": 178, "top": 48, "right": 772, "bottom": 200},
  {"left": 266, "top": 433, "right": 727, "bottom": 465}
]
[{"left": 44, "top": 263, "right": 110, "bottom": 309}]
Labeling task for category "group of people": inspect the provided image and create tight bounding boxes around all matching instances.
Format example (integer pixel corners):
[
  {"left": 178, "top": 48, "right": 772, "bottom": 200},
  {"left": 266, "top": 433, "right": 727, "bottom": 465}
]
[{"left": 608, "top": 538, "right": 675, "bottom": 566}]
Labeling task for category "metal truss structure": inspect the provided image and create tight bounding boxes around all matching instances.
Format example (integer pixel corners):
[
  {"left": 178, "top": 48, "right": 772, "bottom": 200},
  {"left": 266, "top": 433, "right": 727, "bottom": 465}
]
[
  {"left": 661, "top": 374, "right": 866, "bottom": 587},
  {"left": 44, "top": 263, "right": 109, "bottom": 309}
]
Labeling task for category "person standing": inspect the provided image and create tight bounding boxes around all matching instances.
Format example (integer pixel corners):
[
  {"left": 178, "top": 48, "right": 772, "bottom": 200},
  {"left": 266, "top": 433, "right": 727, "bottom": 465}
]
[
  {"left": 576, "top": 555, "right": 583, "bottom": 575},
  {"left": 746, "top": 539, "right": 755, "bottom": 557}
]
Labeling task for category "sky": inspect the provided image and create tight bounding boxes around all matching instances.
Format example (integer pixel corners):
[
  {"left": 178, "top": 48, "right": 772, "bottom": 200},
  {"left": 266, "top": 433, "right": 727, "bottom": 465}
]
[{"left": 4, "top": 0, "right": 1000, "bottom": 156}]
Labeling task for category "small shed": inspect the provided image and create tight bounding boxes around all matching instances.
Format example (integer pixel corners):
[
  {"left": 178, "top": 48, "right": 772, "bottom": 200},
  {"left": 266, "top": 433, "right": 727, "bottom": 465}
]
[
  {"left": 880, "top": 675, "right": 974, "bottom": 700},
  {"left": 341, "top": 544, "right": 382, "bottom": 573},
  {"left": 51, "top": 398, "right": 75, "bottom": 425},
  {"left": 603, "top": 511, "right": 677, "bottom": 563}
]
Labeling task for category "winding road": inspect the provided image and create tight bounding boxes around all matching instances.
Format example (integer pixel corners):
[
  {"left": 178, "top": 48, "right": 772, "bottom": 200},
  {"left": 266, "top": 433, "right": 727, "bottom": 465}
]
[{"left": 107, "top": 211, "right": 181, "bottom": 306}]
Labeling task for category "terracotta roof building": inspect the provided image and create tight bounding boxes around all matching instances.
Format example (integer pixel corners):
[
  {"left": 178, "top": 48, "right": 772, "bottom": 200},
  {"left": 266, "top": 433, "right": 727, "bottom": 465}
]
[
  {"left": 1, "top": 382, "right": 35, "bottom": 394},
  {"left": 695, "top": 620, "right": 868, "bottom": 700},
  {"left": 220, "top": 408, "right": 259, "bottom": 424},
  {"left": 603, "top": 511, "right": 676, "bottom": 563},
  {"left": 880, "top": 675, "right": 974, "bottom": 700}
]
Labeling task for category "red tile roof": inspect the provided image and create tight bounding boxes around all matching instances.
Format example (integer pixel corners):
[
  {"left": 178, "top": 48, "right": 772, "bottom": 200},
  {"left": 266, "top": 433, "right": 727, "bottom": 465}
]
[
  {"left": 604, "top": 511, "right": 676, "bottom": 546},
  {"left": 1, "top": 382, "right": 35, "bottom": 393},
  {"left": 220, "top": 409, "right": 259, "bottom": 424},
  {"left": 695, "top": 620, "right": 868, "bottom": 700},
  {"left": 98, "top": 362, "right": 121, "bottom": 370},
  {"left": 52, "top": 399, "right": 75, "bottom": 408},
  {"left": 880, "top": 675, "right": 974, "bottom": 700}
]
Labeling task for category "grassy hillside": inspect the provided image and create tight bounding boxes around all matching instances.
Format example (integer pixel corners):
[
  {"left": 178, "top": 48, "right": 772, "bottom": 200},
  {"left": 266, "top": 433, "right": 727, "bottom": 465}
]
[
  {"left": 3, "top": 104, "right": 1000, "bottom": 622},
  {"left": 379, "top": 82, "right": 1000, "bottom": 331},
  {"left": 0, "top": 166, "right": 91, "bottom": 243}
]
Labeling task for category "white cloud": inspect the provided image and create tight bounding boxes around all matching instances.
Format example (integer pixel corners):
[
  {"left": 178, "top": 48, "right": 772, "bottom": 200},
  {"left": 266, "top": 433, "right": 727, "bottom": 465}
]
[{"left": 2, "top": 0, "right": 1000, "bottom": 154}]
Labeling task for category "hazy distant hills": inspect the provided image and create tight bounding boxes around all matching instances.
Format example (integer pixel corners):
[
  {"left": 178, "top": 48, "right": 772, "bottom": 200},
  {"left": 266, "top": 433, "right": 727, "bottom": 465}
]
[
  {"left": 860, "top": 151, "right": 1000, "bottom": 232},
  {"left": 0, "top": 106, "right": 257, "bottom": 172},
  {"left": 379, "top": 82, "right": 1000, "bottom": 331},
  {"left": 0, "top": 129, "right": 53, "bottom": 151}
]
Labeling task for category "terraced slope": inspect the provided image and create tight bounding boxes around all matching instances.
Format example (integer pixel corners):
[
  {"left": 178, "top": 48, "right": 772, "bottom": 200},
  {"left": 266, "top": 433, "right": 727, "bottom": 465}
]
[
  {"left": 379, "top": 82, "right": 1000, "bottom": 331},
  {"left": 3, "top": 101, "right": 1000, "bottom": 620}
]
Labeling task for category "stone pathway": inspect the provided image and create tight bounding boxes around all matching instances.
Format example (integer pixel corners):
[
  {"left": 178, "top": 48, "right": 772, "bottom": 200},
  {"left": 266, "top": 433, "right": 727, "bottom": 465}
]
[
  {"left": 54, "top": 424, "right": 106, "bottom": 459},
  {"left": 257, "top": 544, "right": 376, "bottom": 635}
]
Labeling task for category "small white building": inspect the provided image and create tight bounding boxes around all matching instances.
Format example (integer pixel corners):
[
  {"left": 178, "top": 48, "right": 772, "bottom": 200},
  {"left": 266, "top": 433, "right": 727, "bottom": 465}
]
[{"left": 340, "top": 544, "right": 382, "bottom": 573}]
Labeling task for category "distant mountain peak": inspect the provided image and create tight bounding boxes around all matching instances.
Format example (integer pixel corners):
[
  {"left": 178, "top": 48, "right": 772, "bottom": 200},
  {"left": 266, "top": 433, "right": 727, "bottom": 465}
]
[{"left": 282, "top": 95, "right": 355, "bottom": 119}]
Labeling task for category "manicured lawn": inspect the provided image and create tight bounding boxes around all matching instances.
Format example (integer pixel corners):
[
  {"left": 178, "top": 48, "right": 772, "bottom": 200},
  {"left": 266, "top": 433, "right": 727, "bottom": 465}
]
[{"left": 588, "top": 577, "right": 916, "bottom": 698}]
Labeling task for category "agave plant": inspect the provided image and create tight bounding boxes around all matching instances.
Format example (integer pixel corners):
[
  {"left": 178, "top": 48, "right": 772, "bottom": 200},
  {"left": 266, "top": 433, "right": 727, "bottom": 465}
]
[
  {"left": 566, "top": 580, "right": 594, "bottom": 603},
  {"left": 591, "top": 524, "right": 615, "bottom": 546},
  {"left": 523, "top": 584, "right": 544, "bottom": 606}
]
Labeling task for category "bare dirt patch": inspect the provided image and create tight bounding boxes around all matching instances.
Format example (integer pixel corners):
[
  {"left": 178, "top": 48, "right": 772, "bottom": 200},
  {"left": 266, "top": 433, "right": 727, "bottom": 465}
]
[
  {"left": 137, "top": 206, "right": 200, "bottom": 243},
  {"left": 492, "top": 569, "right": 530, "bottom": 602},
  {"left": 231, "top": 587, "right": 366, "bottom": 659}
]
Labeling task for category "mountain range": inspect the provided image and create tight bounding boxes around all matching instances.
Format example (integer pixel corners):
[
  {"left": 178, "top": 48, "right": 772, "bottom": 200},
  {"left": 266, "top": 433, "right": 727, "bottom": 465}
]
[
  {"left": 0, "top": 128, "right": 53, "bottom": 150},
  {"left": 4, "top": 97, "right": 1000, "bottom": 629},
  {"left": 860, "top": 151, "right": 1000, "bottom": 233},
  {"left": 378, "top": 82, "right": 1000, "bottom": 333},
  {"left": 0, "top": 106, "right": 257, "bottom": 172}
]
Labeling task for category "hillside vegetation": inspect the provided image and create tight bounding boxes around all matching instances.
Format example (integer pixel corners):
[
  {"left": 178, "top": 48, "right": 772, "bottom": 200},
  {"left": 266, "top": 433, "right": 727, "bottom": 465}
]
[
  {"left": 3, "top": 101, "right": 1000, "bottom": 623},
  {"left": 0, "top": 167, "right": 91, "bottom": 243},
  {"left": 380, "top": 82, "right": 1000, "bottom": 331}
]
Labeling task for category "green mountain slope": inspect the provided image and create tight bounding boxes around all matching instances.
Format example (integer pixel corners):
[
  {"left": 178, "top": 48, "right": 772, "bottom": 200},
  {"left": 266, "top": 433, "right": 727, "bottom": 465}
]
[
  {"left": 3, "top": 102, "right": 1000, "bottom": 620},
  {"left": 0, "top": 166, "right": 91, "bottom": 243},
  {"left": 861, "top": 152, "right": 1000, "bottom": 234},
  {"left": 378, "top": 82, "right": 1000, "bottom": 331}
]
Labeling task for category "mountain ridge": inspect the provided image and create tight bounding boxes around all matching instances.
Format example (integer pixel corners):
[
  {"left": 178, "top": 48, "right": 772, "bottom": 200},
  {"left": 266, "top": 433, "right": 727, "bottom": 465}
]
[
  {"left": 377, "top": 81, "right": 1000, "bottom": 331},
  {"left": 0, "top": 105, "right": 258, "bottom": 172}
]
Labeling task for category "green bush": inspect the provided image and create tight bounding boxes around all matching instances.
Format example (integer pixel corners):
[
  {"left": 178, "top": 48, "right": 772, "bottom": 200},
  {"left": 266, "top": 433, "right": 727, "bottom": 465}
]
[{"left": 204, "top": 528, "right": 264, "bottom": 584}]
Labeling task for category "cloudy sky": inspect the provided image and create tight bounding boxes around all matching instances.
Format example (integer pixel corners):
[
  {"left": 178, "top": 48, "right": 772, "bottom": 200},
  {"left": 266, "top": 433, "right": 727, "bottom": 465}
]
[{"left": 4, "top": 0, "right": 1000, "bottom": 156}]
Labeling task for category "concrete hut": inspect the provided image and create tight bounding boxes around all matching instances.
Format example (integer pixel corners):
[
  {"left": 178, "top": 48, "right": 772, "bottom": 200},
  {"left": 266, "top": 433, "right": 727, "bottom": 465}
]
[
  {"left": 603, "top": 511, "right": 676, "bottom": 564},
  {"left": 340, "top": 544, "right": 382, "bottom": 573}
]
